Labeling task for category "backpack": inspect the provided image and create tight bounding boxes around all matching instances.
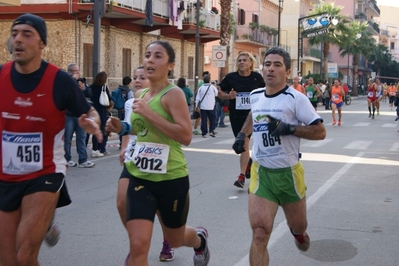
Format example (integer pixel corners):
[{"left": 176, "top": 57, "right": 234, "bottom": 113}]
[{"left": 112, "top": 88, "right": 125, "bottom": 110}]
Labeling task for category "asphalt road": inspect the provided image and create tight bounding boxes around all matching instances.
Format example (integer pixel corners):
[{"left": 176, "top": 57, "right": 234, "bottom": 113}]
[{"left": 39, "top": 96, "right": 399, "bottom": 266}]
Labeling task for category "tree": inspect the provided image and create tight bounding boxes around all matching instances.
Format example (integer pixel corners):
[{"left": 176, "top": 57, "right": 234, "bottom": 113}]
[
  {"left": 219, "top": 0, "right": 233, "bottom": 80},
  {"left": 308, "top": 2, "right": 350, "bottom": 81},
  {"left": 369, "top": 44, "right": 392, "bottom": 77},
  {"left": 336, "top": 20, "right": 375, "bottom": 95}
]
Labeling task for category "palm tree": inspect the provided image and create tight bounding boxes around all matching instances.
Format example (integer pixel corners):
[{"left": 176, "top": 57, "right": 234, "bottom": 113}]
[
  {"left": 336, "top": 20, "right": 375, "bottom": 95},
  {"left": 308, "top": 2, "right": 350, "bottom": 81},
  {"left": 369, "top": 44, "right": 392, "bottom": 77},
  {"left": 219, "top": 0, "right": 233, "bottom": 79}
]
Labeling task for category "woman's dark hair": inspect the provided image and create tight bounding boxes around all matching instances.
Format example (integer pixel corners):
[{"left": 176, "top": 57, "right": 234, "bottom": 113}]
[
  {"left": 92, "top": 71, "right": 107, "bottom": 86},
  {"left": 146, "top": 40, "right": 175, "bottom": 63},
  {"left": 177, "top": 77, "right": 186, "bottom": 88}
]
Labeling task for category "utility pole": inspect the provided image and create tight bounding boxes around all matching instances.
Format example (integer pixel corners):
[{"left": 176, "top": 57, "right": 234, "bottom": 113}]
[{"left": 93, "top": 0, "right": 106, "bottom": 78}]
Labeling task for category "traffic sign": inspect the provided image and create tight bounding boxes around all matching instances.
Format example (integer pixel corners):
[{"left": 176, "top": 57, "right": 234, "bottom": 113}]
[
  {"left": 213, "top": 61, "right": 225, "bottom": 68},
  {"left": 212, "top": 46, "right": 227, "bottom": 61}
]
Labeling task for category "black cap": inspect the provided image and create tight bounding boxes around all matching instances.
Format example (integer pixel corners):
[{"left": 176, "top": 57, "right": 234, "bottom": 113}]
[{"left": 12, "top": 13, "right": 47, "bottom": 45}]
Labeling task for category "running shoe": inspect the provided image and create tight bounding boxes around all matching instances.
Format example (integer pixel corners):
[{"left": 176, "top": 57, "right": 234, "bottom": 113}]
[
  {"left": 91, "top": 150, "right": 104, "bottom": 158},
  {"left": 338, "top": 120, "right": 341, "bottom": 126},
  {"left": 234, "top": 174, "right": 245, "bottom": 188},
  {"left": 67, "top": 160, "right": 77, "bottom": 167},
  {"left": 45, "top": 223, "right": 60, "bottom": 247},
  {"left": 193, "top": 130, "right": 200, "bottom": 135},
  {"left": 369, "top": 113, "right": 372, "bottom": 118},
  {"left": 372, "top": 115, "right": 375, "bottom": 119},
  {"left": 159, "top": 241, "right": 175, "bottom": 261},
  {"left": 101, "top": 151, "right": 111, "bottom": 156},
  {"left": 245, "top": 159, "right": 252, "bottom": 179},
  {"left": 193, "top": 227, "right": 210, "bottom": 266},
  {"left": 332, "top": 120, "right": 336, "bottom": 125},
  {"left": 209, "top": 132, "right": 215, "bottom": 137},
  {"left": 290, "top": 229, "right": 310, "bottom": 252},
  {"left": 78, "top": 161, "right": 95, "bottom": 168}
]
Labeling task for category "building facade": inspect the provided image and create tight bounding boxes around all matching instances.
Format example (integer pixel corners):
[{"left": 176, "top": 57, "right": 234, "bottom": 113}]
[
  {"left": 203, "top": 0, "right": 282, "bottom": 82},
  {"left": 378, "top": 5, "right": 399, "bottom": 62},
  {"left": 0, "top": 0, "right": 220, "bottom": 89}
]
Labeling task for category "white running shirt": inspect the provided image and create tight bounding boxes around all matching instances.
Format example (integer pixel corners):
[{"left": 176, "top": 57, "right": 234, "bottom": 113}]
[{"left": 250, "top": 86, "right": 322, "bottom": 169}]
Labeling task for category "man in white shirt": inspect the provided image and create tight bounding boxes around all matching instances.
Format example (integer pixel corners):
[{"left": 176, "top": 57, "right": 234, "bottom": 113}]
[{"left": 195, "top": 74, "right": 219, "bottom": 137}]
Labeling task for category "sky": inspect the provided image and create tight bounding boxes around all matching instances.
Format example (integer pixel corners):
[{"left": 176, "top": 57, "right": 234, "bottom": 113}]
[{"left": 376, "top": 0, "right": 399, "bottom": 7}]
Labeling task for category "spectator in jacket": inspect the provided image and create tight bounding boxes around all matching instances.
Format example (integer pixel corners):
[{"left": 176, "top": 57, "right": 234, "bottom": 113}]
[{"left": 89, "top": 71, "right": 113, "bottom": 157}]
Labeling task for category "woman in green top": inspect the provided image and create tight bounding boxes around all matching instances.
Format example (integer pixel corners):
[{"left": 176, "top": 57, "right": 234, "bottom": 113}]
[{"left": 106, "top": 41, "right": 210, "bottom": 266}]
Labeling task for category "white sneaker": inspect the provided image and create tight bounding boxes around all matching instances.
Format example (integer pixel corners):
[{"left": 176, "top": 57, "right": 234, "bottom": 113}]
[
  {"left": 67, "top": 160, "right": 77, "bottom": 167},
  {"left": 102, "top": 151, "right": 111, "bottom": 156},
  {"left": 45, "top": 223, "right": 60, "bottom": 247},
  {"left": 91, "top": 150, "right": 104, "bottom": 158},
  {"left": 78, "top": 161, "right": 95, "bottom": 168}
]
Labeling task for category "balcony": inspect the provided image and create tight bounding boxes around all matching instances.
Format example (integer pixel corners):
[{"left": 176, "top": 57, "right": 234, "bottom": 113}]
[
  {"left": 0, "top": 0, "right": 220, "bottom": 43},
  {"left": 368, "top": 20, "right": 380, "bottom": 35},
  {"left": 235, "top": 25, "right": 275, "bottom": 48},
  {"left": 183, "top": 5, "right": 220, "bottom": 31},
  {"left": 357, "top": 0, "right": 380, "bottom": 17},
  {"left": 104, "top": 0, "right": 220, "bottom": 41},
  {"left": 354, "top": 12, "right": 367, "bottom": 21}
]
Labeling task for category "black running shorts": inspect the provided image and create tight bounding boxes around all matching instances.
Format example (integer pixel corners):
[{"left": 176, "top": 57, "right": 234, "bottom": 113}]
[
  {"left": 122, "top": 167, "right": 190, "bottom": 229},
  {"left": 230, "top": 111, "right": 252, "bottom": 138},
  {"left": 0, "top": 173, "right": 71, "bottom": 212}
]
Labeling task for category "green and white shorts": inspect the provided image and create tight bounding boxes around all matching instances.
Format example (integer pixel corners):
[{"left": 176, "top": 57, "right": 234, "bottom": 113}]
[{"left": 249, "top": 161, "right": 306, "bottom": 206}]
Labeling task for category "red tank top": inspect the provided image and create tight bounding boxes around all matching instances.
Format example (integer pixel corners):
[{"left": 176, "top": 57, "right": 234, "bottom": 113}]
[
  {"left": 0, "top": 62, "right": 66, "bottom": 182},
  {"left": 367, "top": 84, "right": 376, "bottom": 102}
]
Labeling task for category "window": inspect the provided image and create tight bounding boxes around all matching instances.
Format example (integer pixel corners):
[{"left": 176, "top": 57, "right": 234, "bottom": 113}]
[
  {"left": 83, "top": 43, "right": 93, "bottom": 78},
  {"left": 391, "top": 42, "right": 395, "bottom": 50},
  {"left": 188, "top": 56, "right": 194, "bottom": 79},
  {"left": 237, "top": 8, "right": 246, "bottom": 25},
  {"left": 252, "top": 13, "right": 258, "bottom": 24},
  {"left": 122, "top": 48, "right": 132, "bottom": 77}
]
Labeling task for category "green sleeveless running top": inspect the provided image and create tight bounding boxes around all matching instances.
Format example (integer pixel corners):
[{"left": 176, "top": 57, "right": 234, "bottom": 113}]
[
  {"left": 306, "top": 84, "right": 318, "bottom": 102},
  {"left": 125, "top": 84, "right": 188, "bottom": 182}
]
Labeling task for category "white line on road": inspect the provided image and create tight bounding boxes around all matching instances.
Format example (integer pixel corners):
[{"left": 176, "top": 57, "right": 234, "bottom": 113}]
[
  {"left": 389, "top": 142, "right": 399, "bottom": 151},
  {"left": 234, "top": 152, "right": 365, "bottom": 266},
  {"left": 301, "top": 139, "right": 333, "bottom": 147},
  {"left": 344, "top": 140, "right": 372, "bottom": 150}
]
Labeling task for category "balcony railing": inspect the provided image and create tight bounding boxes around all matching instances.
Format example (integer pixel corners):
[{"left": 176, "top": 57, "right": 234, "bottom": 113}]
[
  {"left": 235, "top": 26, "right": 275, "bottom": 46},
  {"left": 183, "top": 5, "right": 220, "bottom": 31},
  {"left": 106, "top": 0, "right": 220, "bottom": 31},
  {"left": 368, "top": 20, "right": 380, "bottom": 34},
  {"left": 367, "top": 0, "right": 380, "bottom": 15},
  {"left": 354, "top": 12, "right": 367, "bottom": 20}
]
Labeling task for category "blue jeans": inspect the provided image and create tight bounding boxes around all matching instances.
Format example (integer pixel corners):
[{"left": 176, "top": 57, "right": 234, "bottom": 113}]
[
  {"left": 64, "top": 115, "right": 88, "bottom": 164},
  {"left": 200, "top": 109, "right": 216, "bottom": 136},
  {"left": 215, "top": 102, "right": 226, "bottom": 126}
]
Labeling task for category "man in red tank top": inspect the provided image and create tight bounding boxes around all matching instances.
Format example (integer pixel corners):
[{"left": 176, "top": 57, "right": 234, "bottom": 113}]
[
  {"left": 0, "top": 14, "right": 102, "bottom": 265},
  {"left": 366, "top": 78, "right": 378, "bottom": 119}
]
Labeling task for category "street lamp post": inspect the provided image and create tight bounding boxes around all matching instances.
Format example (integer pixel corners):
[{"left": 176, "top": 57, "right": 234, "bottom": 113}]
[{"left": 277, "top": 0, "right": 283, "bottom": 47}]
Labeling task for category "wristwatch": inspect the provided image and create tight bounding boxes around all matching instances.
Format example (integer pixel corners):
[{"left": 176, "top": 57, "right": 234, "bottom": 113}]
[{"left": 289, "top": 125, "right": 296, "bottom": 134}]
